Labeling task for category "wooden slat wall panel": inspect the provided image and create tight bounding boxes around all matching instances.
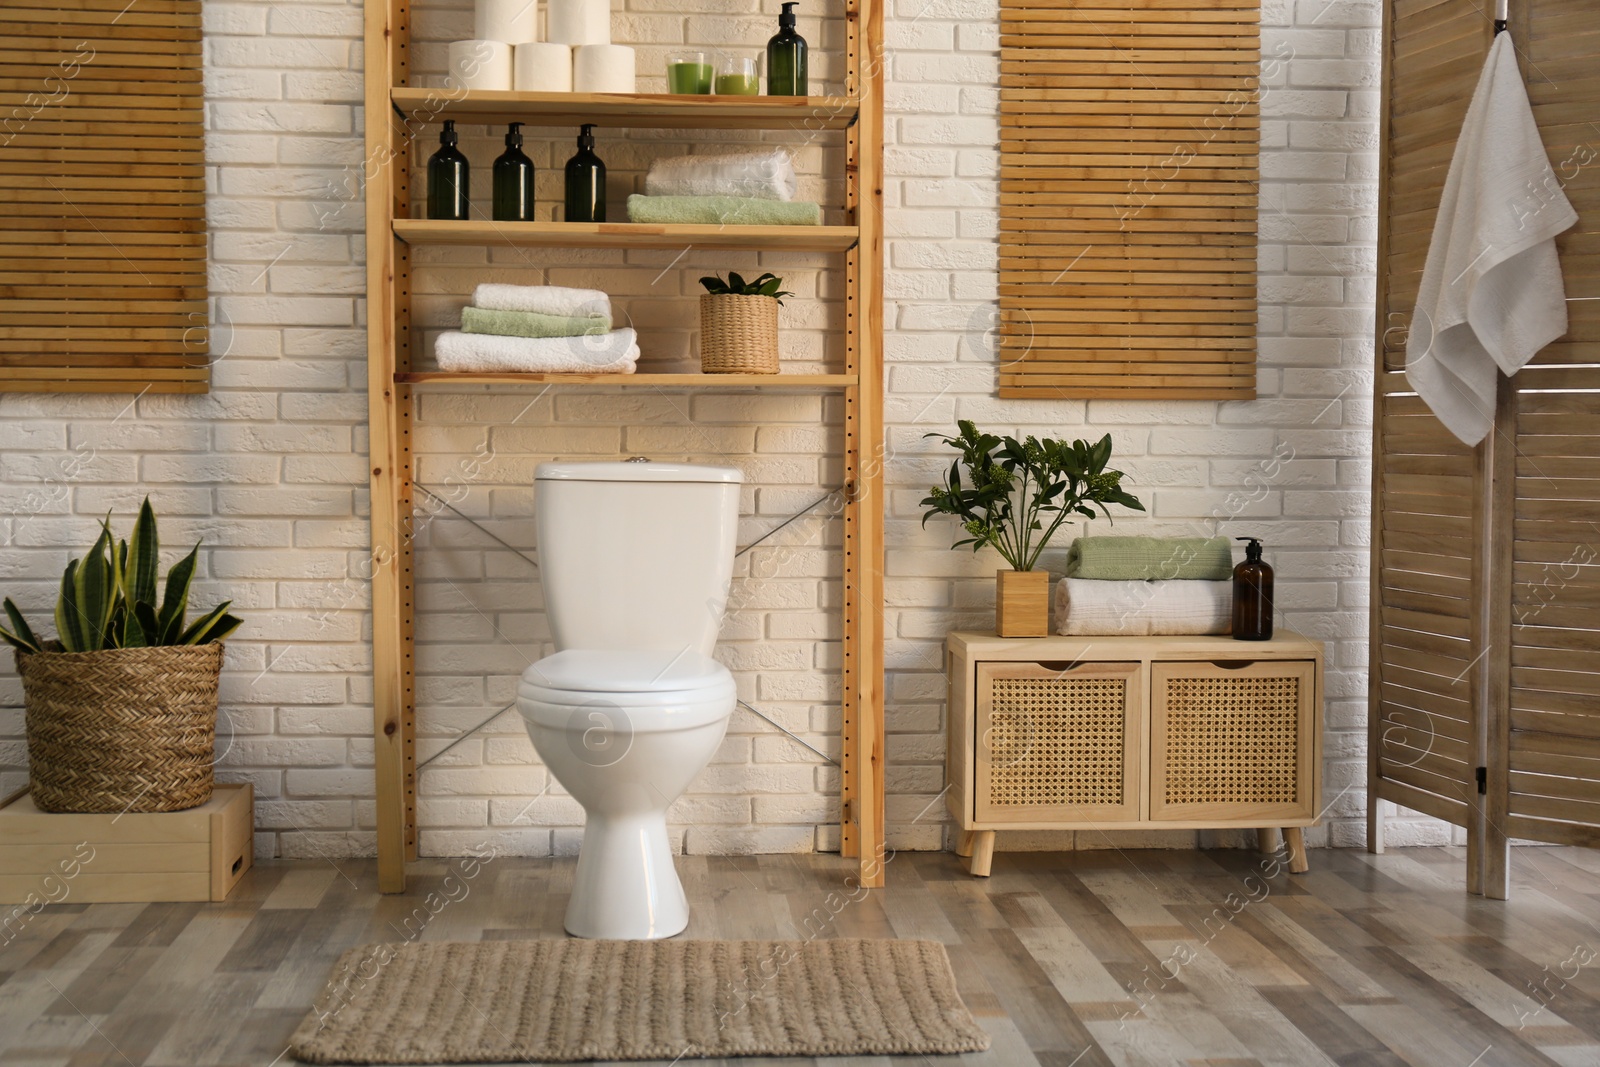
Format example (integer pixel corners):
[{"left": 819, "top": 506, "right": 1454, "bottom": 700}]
[
  {"left": 1491, "top": 5, "right": 1600, "bottom": 858},
  {"left": 997, "top": 0, "right": 1259, "bottom": 399},
  {"left": 1369, "top": 0, "right": 1486, "bottom": 834},
  {"left": 1372, "top": 0, "right": 1600, "bottom": 870},
  {"left": 0, "top": 0, "right": 208, "bottom": 393}
]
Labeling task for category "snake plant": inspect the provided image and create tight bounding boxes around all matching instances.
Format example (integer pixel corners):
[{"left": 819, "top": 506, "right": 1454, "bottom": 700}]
[{"left": 0, "top": 497, "right": 241, "bottom": 653}]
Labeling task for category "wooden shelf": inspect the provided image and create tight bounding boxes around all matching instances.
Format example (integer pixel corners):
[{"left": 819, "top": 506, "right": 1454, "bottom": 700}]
[
  {"left": 391, "top": 88, "right": 859, "bottom": 130},
  {"left": 397, "top": 371, "right": 857, "bottom": 388},
  {"left": 365, "top": 0, "right": 884, "bottom": 895},
  {"left": 394, "top": 219, "right": 858, "bottom": 252}
]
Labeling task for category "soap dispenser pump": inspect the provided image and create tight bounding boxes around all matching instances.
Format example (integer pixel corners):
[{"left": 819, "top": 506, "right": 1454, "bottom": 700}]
[
  {"left": 1231, "top": 536, "right": 1274, "bottom": 641},
  {"left": 563, "top": 124, "right": 606, "bottom": 223},
  {"left": 427, "top": 119, "right": 470, "bottom": 221},
  {"left": 492, "top": 122, "right": 534, "bottom": 222},
  {"left": 766, "top": 2, "right": 808, "bottom": 96}
]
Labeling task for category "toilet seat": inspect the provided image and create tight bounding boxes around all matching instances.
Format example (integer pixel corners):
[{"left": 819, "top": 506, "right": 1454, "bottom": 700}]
[{"left": 518, "top": 648, "right": 735, "bottom": 730}]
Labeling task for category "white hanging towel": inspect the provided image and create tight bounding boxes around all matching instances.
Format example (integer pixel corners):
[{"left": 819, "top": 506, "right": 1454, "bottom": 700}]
[{"left": 1406, "top": 32, "right": 1577, "bottom": 446}]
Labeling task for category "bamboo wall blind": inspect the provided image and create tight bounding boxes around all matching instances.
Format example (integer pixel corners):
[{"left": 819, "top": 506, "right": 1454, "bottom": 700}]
[
  {"left": 1370, "top": 0, "right": 1600, "bottom": 895},
  {"left": 997, "top": 0, "right": 1260, "bottom": 400},
  {"left": 0, "top": 0, "right": 209, "bottom": 394}
]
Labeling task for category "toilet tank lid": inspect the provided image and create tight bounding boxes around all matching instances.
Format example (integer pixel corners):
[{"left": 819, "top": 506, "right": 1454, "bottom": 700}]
[
  {"left": 535, "top": 461, "right": 743, "bottom": 484},
  {"left": 523, "top": 649, "right": 732, "bottom": 693}
]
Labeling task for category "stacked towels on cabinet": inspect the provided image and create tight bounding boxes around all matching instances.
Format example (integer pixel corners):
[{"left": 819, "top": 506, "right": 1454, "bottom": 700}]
[
  {"left": 436, "top": 284, "right": 640, "bottom": 373},
  {"left": 1054, "top": 536, "right": 1234, "bottom": 636},
  {"left": 627, "top": 149, "right": 822, "bottom": 226}
]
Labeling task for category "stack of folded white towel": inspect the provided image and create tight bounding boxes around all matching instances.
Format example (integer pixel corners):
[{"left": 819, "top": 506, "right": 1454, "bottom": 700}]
[
  {"left": 435, "top": 284, "right": 639, "bottom": 374},
  {"left": 625, "top": 148, "right": 822, "bottom": 227},
  {"left": 1053, "top": 536, "right": 1235, "bottom": 636}
]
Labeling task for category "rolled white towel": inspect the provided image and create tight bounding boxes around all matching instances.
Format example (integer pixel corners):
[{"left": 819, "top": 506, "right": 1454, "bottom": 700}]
[
  {"left": 471, "top": 283, "right": 612, "bottom": 319},
  {"left": 1054, "top": 578, "right": 1231, "bottom": 636},
  {"left": 644, "top": 148, "right": 798, "bottom": 202},
  {"left": 435, "top": 328, "right": 638, "bottom": 373}
]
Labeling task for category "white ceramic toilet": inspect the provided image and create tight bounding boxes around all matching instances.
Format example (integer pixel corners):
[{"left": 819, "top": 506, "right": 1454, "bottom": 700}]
[{"left": 515, "top": 460, "right": 742, "bottom": 940}]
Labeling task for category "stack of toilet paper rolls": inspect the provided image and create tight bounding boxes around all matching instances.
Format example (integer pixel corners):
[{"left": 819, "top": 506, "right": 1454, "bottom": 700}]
[{"left": 447, "top": 0, "right": 634, "bottom": 94}]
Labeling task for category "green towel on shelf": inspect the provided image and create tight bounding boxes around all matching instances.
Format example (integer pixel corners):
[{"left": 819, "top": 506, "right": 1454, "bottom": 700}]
[
  {"left": 1065, "top": 536, "right": 1234, "bottom": 581},
  {"left": 626, "top": 194, "right": 822, "bottom": 227},
  {"left": 460, "top": 306, "right": 611, "bottom": 339}
]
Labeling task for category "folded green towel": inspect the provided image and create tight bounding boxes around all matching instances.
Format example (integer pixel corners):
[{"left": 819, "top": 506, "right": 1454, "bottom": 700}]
[
  {"left": 460, "top": 306, "right": 611, "bottom": 339},
  {"left": 1065, "top": 536, "right": 1234, "bottom": 581},
  {"left": 626, "top": 194, "right": 822, "bottom": 227}
]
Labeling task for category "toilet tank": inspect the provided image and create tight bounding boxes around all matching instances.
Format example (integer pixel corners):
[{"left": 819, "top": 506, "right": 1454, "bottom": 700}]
[{"left": 534, "top": 461, "right": 743, "bottom": 654}]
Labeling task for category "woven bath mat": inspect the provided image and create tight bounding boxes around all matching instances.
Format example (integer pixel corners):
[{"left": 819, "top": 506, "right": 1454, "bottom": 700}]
[{"left": 289, "top": 938, "right": 989, "bottom": 1064}]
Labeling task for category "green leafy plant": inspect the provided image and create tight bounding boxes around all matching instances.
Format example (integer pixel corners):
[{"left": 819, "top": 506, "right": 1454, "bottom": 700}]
[
  {"left": 921, "top": 420, "right": 1146, "bottom": 572},
  {"left": 0, "top": 497, "right": 242, "bottom": 653},
  {"left": 698, "top": 271, "right": 794, "bottom": 306}
]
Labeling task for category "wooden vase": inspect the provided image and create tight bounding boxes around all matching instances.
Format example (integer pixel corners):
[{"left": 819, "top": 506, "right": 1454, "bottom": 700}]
[{"left": 995, "top": 569, "right": 1051, "bottom": 638}]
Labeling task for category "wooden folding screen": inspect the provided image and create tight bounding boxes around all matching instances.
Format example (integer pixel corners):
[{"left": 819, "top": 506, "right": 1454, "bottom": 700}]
[
  {"left": 997, "top": 0, "right": 1259, "bottom": 399},
  {"left": 1369, "top": 0, "right": 1600, "bottom": 897},
  {"left": 0, "top": 0, "right": 209, "bottom": 393}
]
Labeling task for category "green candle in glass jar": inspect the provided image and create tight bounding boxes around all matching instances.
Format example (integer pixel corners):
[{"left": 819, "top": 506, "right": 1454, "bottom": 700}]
[
  {"left": 667, "top": 51, "right": 712, "bottom": 94},
  {"left": 714, "top": 71, "right": 758, "bottom": 95},
  {"left": 715, "top": 55, "right": 759, "bottom": 96}
]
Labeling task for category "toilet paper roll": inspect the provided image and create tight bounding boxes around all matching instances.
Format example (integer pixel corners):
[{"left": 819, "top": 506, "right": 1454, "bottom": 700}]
[
  {"left": 572, "top": 43, "right": 634, "bottom": 93},
  {"left": 547, "top": 0, "right": 609, "bottom": 46},
  {"left": 447, "top": 39, "right": 515, "bottom": 91},
  {"left": 474, "top": 0, "right": 538, "bottom": 44},
  {"left": 515, "top": 42, "right": 573, "bottom": 92}
]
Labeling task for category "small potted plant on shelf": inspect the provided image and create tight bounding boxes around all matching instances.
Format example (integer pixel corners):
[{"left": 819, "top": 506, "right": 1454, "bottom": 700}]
[
  {"left": 921, "top": 421, "right": 1145, "bottom": 637},
  {"left": 1, "top": 498, "right": 242, "bottom": 813},
  {"left": 698, "top": 271, "right": 793, "bottom": 375}
]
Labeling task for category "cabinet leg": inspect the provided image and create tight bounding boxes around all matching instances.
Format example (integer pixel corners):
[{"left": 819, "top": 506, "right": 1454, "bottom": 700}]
[
  {"left": 1256, "top": 827, "right": 1281, "bottom": 854},
  {"left": 964, "top": 831, "right": 995, "bottom": 877},
  {"left": 1283, "top": 827, "right": 1309, "bottom": 874},
  {"left": 955, "top": 830, "right": 975, "bottom": 858}
]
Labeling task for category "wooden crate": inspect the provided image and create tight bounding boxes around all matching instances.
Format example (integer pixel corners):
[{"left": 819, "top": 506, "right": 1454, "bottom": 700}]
[{"left": 0, "top": 782, "right": 253, "bottom": 904}]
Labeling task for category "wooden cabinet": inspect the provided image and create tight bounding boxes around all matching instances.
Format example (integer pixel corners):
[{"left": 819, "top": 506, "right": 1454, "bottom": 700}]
[{"left": 947, "top": 631, "right": 1322, "bottom": 876}]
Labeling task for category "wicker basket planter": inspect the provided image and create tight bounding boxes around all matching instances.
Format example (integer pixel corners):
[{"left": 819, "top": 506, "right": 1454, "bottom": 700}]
[
  {"left": 17, "top": 641, "right": 224, "bottom": 813},
  {"left": 699, "top": 293, "right": 779, "bottom": 374}
]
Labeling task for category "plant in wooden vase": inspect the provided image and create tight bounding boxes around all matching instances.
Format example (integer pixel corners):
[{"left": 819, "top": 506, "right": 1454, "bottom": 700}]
[
  {"left": 698, "top": 271, "right": 793, "bottom": 375},
  {"left": 921, "top": 421, "right": 1144, "bottom": 637},
  {"left": 1, "top": 498, "right": 242, "bottom": 813}
]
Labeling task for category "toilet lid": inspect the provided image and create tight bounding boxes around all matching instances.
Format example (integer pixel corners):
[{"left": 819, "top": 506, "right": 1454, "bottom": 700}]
[{"left": 524, "top": 648, "right": 730, "bottom": 694}]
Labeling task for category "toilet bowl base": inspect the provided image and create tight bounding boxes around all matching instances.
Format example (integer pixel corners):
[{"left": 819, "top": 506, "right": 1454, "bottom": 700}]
[{"left": 564, "top": 810, "right": 688, "bottom": 940}]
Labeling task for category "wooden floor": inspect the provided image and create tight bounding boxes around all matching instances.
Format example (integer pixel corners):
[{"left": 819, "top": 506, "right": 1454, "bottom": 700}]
[{"left": 2, "top": 845, "right": 1599, "bottom": 1066}]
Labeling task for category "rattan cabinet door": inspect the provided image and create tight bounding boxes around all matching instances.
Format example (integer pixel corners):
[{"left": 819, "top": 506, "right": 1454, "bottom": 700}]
[
  {"left": 1150, "top": 659, "right": 1317, "bottom": 823},
  {"left": 973, "top": 661, "right": 1142, "bottom": 825}
]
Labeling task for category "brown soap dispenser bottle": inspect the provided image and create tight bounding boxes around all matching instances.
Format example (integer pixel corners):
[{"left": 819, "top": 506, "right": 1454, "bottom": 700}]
[{"left": 1231, "top": 536, "right": 1273, "bottom": 641}]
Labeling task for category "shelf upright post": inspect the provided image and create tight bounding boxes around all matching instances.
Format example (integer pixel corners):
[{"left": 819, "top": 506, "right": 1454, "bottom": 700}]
[
  {"left": 841, "top": 0, "right": 887, "bottom": 885},
  {"left": 365, "top": 0, "right": 418, "bottom": 892}
]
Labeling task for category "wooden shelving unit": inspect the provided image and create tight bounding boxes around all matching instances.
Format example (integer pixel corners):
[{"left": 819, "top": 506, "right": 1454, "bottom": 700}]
[{"left": 363, "top": 1, "right": 885, "bottom": 892}]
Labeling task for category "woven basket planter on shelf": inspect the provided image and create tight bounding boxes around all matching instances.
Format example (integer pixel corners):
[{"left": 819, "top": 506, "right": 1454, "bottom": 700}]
[
  {"left": 18, "top": 641, "right": 224, "bottom": 813},
  {"left": 699, "top": 293, "right": 779, "bottom": 374}
]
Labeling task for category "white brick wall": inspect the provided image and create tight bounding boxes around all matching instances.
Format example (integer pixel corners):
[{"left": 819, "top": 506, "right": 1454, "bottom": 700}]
[{"left": 0, "top": 0, "right": 1436, "bottom": 857}]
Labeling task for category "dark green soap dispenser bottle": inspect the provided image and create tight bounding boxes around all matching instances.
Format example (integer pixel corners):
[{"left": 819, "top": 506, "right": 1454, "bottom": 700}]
[
  {"left": 492, "top": 123, "right": 535, "bottom": 222},
  {"left": 563, "top": 124, "right": 605, "bottom": 223},
  {"left": 1231, "top": 536, "right": 1274, "bottom": 641},
  {"left": 766, "top": 2, "right": 808, "bottom": 96},
  {"left": 427, "top": 119, "right": 470, "bottom": 221}
]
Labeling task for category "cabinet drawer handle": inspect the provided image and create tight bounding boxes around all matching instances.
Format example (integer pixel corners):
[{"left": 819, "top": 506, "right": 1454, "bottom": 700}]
[
  {"left": 1037, "top": 660, "right": 1085, "bottom": 673},
  {"left": 1209, "top": 660, "right": 1254, "bottom": 670}
]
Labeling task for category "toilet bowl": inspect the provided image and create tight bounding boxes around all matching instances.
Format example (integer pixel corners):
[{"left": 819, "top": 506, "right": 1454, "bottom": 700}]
[
  {"left": 519, "top": 648, "right": 735, "bottom": 939},
  {"left": 513, "top": 460, "right": 743, "bottom": 940}
]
